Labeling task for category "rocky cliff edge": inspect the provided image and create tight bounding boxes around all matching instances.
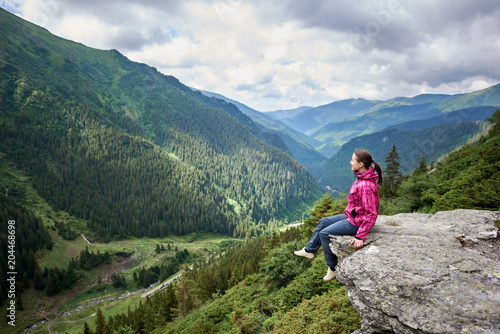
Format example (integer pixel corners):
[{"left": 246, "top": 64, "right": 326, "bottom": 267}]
[{"left": 331, "top": 209, "right": 500, "bottom": 334}]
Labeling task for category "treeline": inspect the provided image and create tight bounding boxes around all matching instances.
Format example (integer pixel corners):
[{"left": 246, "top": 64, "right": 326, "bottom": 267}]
[
  {"left": 0, "top": 100, "right": 240, "bottom": 240},
  {"left": 0, "top": 196, "right": 52, "bottom": 305}
]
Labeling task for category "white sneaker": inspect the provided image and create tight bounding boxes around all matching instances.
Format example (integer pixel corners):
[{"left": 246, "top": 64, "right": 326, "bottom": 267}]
[
  {"left": 294, "top": 247, "right": 315, "bottom": 259},
  {"left": 323, "top": 268, "right": 336, "bottom": 281}
]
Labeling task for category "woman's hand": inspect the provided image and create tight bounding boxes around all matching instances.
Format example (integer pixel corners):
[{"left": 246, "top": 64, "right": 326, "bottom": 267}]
[{"left": 351, "top": 238, "right": 364, "bottom": 249}]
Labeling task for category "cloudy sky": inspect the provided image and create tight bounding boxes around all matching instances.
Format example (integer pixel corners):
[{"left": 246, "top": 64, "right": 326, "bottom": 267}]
[{"left": 2, "top": 0, "right": 500, "bottom": 111}]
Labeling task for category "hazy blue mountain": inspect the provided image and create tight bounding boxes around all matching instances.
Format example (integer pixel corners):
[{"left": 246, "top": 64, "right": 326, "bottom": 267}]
[
  {"left": 265, "top": 106, "right": 314, "bottom": 121},
  {"left": 386, "top": 106, "right": 497, "bottom": 131},
  {"left": 271, "top": 85, "right": 500, "bottom": 151},
  {"left": 308, "top": 104, "right": 442, "bottom": 143},
  {"left": 268, "top": 98, "right": 377, "bottom": 133}
]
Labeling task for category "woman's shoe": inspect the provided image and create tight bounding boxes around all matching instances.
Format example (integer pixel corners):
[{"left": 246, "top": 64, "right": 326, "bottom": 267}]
[
  {"left": 294, "top": 247, "right": 315, "bottom": 259},
  {"left": 323, "top": 268, "right": 336, "bottom": 281}
]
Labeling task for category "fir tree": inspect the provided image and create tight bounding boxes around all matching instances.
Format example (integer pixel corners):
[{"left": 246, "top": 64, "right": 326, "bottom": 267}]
[
  {"left": 83, "top": 321, "right": 93, "bottom": 334},
  {"left": 381, "top": 144, "right": 402, "bottom": 197},
  {"left": 414, "top": 155, "right": 428, "bottom": 175},
  {"left": 34, "top": 268, "right": 44, "bottom": 291},
  {"left": 94, "top": 307, "right": 108, "bottom": 334},
  {"left": 177, "top": 265, "right": 195, "bottom": 317}
]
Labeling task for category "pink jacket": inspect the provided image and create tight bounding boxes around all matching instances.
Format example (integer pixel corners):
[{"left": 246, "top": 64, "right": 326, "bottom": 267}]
[{"left": 344, "top": 167, "right": 380, "bottom": 241}]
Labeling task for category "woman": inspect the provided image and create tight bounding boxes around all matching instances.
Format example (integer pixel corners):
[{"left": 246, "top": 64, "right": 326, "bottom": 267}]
[{"left": 294, "top": 149, "right": 382, "bottom": 281}]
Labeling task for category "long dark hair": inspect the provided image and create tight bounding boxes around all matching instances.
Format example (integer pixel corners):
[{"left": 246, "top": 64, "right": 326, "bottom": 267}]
[{"left": 354, "top": 149, "right": 383, "bottom": 185}]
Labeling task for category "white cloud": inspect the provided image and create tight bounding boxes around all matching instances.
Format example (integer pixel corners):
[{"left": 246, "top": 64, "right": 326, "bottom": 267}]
[{"left": 3, "top": 0, "right": 500, "bottom": 111}]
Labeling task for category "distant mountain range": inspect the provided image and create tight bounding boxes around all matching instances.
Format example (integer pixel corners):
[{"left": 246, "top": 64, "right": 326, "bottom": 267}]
[{"left": 200, "top": 86, "right": 500, "bottom": 193}]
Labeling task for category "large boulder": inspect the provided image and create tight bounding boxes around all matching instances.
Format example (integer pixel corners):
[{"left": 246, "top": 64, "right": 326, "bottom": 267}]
[{"left": 331, "top": 209, "right": 500, "bottom": 334}]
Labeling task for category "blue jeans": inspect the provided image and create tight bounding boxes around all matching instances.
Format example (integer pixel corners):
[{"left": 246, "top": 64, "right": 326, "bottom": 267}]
[{"left": 305, "top": 214, "right": 358, "bottom": 270}]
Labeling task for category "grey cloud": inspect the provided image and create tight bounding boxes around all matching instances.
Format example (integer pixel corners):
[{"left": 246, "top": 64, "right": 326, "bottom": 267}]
[
  {"left": 60, "top": 0, "right": 184, "bottom": 15},
  {"left": 48, "top": 0, "right": 183, "bottom": 51},
  {"left": 419, "top": 0, "right": 500, "bottom": 33},
  {"left": 107, "top": 26, "right": 172, "bottom": 52},
  {"left": 280, "top": 0, "right": 500, "bottom": 53}
]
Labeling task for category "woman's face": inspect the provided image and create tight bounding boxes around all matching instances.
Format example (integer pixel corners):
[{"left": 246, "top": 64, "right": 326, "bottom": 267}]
[{"left": 350, "top": 153, "right": 364, "bottom": 172}]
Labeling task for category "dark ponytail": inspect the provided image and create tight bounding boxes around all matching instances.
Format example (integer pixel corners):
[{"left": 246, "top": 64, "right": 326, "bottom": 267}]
[
  {"left": 372, "top": 161, "right": 383, "bottom": 185},
  {"left": 354, "top": 149, "right": 383, "bottom": 185}
]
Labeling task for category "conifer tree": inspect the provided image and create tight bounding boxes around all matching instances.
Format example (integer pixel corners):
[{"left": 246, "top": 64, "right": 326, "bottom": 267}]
[
  {"left": 83, "top": 322, "right": 93, "bottom": 334},
  {"left": 95, "top": 307, "right": 108, "bottom": 334},
  {"left": 177, "top": 265, "right": 195, "bottom": 317},
  {"left": 34, "top": 268, "right": 44, "bottom": 291},
  {"left": 164, "top": 283, "right": 178, "bottom": 322},
  {"left": 414, "top": 155, "right": 428, "bottom": 175},
  {"left": 381, "top": 144, "right": 402, "bottom": 197},
  {"left": 45, "top": 271, "right": 58, "bottom": 296}
]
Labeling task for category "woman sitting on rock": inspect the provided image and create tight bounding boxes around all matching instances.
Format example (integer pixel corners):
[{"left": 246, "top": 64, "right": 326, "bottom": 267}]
[{"left": 294, "top": 149, "right": 383, "bottom": 281}]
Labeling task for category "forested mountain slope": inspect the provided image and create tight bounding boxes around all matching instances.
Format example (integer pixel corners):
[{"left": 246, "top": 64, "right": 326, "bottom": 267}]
[
  {"left": 197, "top": 89, "right": 327, "bottom": 168},
  {"left": 385, "top": 109, "right": 500, "bottom": 213},
  {"left": 0, "top": 8, "right": 321, "bottom": 240}
]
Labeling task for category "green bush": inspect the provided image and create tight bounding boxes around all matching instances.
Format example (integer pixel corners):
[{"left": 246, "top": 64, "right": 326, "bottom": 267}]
[
  {"left": 270, "top": 286, "right": 361, "bottom": 334},
  {"left": 260, "top": 241, "right": 312, "bottom": 288}
]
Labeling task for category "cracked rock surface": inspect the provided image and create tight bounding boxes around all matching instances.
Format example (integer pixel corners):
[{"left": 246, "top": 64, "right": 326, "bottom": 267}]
[{"left": 331, "top": 209, "right": 500, "bottom": 334}]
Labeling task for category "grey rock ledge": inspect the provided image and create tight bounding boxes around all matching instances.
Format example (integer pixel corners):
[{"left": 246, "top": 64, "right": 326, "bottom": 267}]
[{"left": 331, "top": 209, "right": 500, "bottom": 334}]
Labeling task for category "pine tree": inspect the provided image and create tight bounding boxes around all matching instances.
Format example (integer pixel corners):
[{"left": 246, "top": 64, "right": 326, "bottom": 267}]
[
  {"left": 34, "top": 268, "right": 44, "bottom": 290},
  {"left": 414, "top": 155, "right": 428, "bottom": 175},
  {"left": 45, "top": 271, "right": 58, "bottom": 296},
  {"left": 177, "top": 265, "right": 195, "bottom": 317},
  {"left": 381, "top": 144, "right": 402, "bottom": 198},
  {"left": 164, "top": 282, "right": 178, "bottom": 322},
  {"left": 94, "top": 307, "right": 108, "bottom": 334},
  {"left": 83, "top": 321, "right": 93, "bottom": 334}
]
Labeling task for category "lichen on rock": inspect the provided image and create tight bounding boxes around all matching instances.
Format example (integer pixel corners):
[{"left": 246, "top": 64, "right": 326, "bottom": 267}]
[{"left": 330, "top": 209, "right": 500, "bottom": 334}]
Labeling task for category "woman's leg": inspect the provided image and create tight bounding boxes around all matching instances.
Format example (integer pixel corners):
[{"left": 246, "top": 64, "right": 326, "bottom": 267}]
[
  {"left": 319, "top": 218, "right": 358, "bottom": 270},
  {"left": 305, "top": 214, "right": 348, "bottom": 253}
]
